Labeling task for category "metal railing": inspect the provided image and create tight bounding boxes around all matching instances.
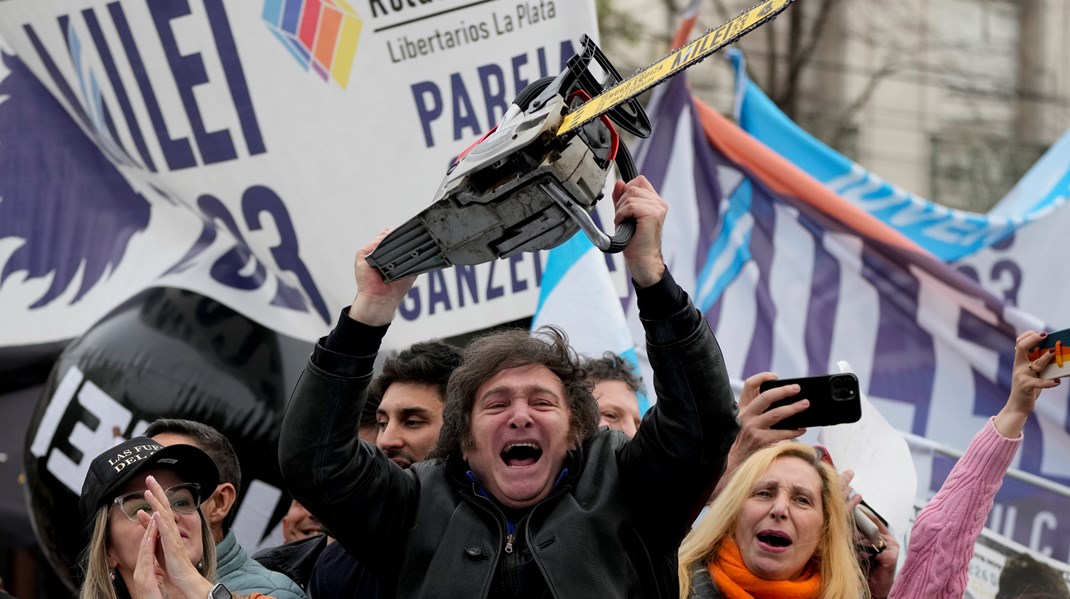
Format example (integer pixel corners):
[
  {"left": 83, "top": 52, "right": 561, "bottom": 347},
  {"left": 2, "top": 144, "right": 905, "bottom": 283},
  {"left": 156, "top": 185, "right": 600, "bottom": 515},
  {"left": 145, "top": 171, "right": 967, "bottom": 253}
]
[{"left": 900, "top": 430, "right": 1070, "bottom": 499}]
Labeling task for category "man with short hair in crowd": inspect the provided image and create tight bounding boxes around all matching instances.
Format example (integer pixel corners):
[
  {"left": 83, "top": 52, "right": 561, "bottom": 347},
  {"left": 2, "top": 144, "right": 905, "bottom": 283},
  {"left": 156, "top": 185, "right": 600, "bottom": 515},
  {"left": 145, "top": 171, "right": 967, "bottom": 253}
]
[
  {"left": 307, "top": 340, "right": 462, "bottom": 598},
  {"left": 371, "top": 341, "right": 462, "bottom": 468},
  {"left": 279, "top": 177, "right": 740, "bottom": 597},
  {"left": 584, "top": 351, "right": 644, "bottom": 438},
  {"left": 251, "top": 499, "right": 329, "bottom": 591},
  {"left": 144, "top": 418, "right": 305, "bottom": 599}
]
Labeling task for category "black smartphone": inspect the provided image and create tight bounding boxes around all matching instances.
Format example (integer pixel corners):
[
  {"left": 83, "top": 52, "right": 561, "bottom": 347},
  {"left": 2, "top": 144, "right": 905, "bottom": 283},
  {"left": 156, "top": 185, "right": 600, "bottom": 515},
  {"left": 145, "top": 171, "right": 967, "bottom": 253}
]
[{"left": 760, "top": 373, "right": 862, "bottom": 429}]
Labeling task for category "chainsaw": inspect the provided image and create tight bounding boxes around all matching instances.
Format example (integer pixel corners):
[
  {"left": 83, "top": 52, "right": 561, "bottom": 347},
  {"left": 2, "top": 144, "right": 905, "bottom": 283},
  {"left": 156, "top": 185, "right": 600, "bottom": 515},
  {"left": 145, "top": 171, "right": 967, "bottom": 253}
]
[{"left": 368, "top": 0, "right": 794, "bottom": 282}]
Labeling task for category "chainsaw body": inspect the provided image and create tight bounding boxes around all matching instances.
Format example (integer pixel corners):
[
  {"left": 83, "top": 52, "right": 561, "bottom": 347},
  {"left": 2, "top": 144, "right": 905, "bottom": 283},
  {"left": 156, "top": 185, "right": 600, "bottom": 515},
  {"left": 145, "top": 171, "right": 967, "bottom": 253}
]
[{"left": 368, "top": 36, "right": 650, "bottom": 282}]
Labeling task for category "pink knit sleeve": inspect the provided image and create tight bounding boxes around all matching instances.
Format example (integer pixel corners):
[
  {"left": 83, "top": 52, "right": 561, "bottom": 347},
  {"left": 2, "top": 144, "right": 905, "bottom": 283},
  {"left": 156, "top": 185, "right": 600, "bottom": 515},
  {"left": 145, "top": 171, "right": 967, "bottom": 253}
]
[{"left": 888, "top": 418, "right": 1021, "bottom": 599}]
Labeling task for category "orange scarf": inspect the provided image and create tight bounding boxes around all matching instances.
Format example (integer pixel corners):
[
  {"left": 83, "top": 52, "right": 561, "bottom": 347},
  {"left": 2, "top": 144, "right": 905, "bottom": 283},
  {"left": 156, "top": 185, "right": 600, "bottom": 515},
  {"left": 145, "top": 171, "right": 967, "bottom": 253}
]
[{"left": 706, "top": 538, "right": 822, "bottom": 599}]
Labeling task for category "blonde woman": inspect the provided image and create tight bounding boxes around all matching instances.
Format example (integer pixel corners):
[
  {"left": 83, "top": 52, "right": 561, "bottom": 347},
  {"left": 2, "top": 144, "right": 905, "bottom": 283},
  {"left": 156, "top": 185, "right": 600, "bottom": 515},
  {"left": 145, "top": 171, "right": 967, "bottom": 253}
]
[
  {"left": 679, "top": 442, "right": 868, "bottom": 599},
  {"left": 78, "top": 436, "right": 271, "bottom": 599}
]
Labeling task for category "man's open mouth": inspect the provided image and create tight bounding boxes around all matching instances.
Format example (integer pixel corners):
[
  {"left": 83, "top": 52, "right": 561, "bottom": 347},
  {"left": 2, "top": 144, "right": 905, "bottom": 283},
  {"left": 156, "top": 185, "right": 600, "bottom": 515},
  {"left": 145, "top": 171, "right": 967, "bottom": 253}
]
[
  {"left": 757, "top": 530, "right": 792, "bottom": 548},
  {"left": 501, "top": 442, "right": 543, "bottom": 467}
]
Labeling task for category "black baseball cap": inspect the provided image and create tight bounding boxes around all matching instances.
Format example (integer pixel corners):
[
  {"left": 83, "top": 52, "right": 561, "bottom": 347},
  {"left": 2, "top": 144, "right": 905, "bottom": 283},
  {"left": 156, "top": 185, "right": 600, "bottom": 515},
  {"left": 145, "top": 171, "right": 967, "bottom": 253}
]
[{"left": 79, "top": 436, "right": 219, "bottom": 523}]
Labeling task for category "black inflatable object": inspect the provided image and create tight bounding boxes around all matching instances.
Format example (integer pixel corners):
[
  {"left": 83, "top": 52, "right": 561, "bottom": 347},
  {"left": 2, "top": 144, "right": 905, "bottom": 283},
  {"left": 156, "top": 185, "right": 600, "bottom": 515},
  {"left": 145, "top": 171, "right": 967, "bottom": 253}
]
[{"left": 23, "top": 287, "right": 312, "bottom": 590}]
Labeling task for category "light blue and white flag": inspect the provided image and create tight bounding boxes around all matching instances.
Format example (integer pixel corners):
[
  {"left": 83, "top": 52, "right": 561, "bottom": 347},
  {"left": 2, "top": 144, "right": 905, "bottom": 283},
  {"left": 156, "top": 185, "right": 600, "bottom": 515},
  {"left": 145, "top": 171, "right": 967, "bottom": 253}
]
[
  {"left": 728, "top": 50, "right": 1064, "bottom": 262},
  {"left": 990, "top": 127, "right": 1070, "bottom": 217},
  {"left": 531, "top": 232, "right": 650, "bottom": 414},
  {"left": 728, "top": 49, "right": 1070, "bottom": 324},
  {"left": 631, "top": 67, "right": 1070, "bottom": 561}
]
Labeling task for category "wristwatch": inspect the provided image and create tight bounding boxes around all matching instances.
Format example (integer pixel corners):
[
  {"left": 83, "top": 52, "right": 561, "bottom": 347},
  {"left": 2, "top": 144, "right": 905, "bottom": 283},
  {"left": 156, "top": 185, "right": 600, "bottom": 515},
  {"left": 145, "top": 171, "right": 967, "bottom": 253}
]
[{"left": 209, "top": 583, "right": 233, "bottom": 599}]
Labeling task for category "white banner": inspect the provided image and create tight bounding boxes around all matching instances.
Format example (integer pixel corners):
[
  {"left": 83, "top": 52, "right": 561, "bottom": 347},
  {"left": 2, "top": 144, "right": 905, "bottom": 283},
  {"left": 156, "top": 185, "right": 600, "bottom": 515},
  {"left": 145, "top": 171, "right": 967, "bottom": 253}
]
[{"left": 0, "top": 0, "right": 595, "bottom": 350}]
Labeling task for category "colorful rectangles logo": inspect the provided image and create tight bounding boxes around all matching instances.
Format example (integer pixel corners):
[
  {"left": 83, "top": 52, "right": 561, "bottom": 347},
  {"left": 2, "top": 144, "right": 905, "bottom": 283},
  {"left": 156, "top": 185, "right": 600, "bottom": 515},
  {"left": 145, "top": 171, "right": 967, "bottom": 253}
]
[{"left": 263, "top": 0, "right": 361, "bottom": 88}]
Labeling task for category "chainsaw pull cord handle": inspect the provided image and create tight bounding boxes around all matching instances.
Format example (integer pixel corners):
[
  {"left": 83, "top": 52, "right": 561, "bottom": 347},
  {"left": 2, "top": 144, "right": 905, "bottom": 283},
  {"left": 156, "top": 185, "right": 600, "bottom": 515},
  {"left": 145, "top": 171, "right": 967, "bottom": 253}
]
[{"left": 514, "top": 76, "right": 557, "bottom": 111}]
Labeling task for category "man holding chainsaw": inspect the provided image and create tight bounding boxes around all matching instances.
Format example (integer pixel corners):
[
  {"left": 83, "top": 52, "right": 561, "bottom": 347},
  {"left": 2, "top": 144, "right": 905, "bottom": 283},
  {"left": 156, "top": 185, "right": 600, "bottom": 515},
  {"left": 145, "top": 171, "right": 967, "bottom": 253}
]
[{"left": 279, "top": 175, "right": 739, "bottom": 598}]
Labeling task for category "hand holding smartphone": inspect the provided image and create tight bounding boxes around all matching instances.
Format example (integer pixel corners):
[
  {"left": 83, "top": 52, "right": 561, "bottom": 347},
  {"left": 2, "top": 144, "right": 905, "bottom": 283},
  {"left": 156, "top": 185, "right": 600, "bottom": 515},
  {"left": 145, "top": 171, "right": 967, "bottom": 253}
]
[{"left": 760, "top": 373, "right": 862, "bottom": 430}]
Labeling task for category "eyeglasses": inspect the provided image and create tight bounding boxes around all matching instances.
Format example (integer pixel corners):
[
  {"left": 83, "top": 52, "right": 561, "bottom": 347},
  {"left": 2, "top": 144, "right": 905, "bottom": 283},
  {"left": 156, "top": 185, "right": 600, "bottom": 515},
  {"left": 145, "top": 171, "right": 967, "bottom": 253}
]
[{"left": 112, "top": 483, "right": 202, "bottom": 522}]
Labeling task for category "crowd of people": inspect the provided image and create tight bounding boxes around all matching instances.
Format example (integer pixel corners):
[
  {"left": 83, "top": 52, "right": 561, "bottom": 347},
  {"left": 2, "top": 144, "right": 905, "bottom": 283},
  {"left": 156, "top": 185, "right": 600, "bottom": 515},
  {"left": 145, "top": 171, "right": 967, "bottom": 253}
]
[{"left": 69, "top": 177, "right": 1066, "bottom": 599}]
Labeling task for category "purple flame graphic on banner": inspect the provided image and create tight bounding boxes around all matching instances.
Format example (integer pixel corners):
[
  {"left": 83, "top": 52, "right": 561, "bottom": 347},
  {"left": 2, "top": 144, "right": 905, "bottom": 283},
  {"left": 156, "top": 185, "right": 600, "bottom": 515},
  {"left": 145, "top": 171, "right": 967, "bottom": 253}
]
[{"left": 0, "top": 52, "right": 149, "bottom": 308}]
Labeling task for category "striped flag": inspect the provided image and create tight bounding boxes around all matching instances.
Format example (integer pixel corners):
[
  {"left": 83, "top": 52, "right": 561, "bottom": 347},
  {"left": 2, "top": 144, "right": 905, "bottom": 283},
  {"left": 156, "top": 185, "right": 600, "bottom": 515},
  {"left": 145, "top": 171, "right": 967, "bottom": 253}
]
[
  {"left": 727, "top": 49, "right": 1066, "bottom": 262},
  {"left": 727, "top": 47, "right": 1070, "bottom": 350},
  {"left": 631, "top": 67, "right": 1070, "bottom": 558}
]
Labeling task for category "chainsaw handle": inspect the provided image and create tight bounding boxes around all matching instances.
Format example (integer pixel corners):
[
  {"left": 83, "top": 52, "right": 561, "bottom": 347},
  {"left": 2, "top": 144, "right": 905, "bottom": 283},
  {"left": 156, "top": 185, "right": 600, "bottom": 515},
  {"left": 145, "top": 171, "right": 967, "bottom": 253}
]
[
  {"left": 605, "top": 219, "right": 635, "bottom": 253},
  {"left": 604, "top": 131, "right": 640, "bottom": 253},
  {"left": 542, "top": 183, "right": 635, "bottom": 254}
]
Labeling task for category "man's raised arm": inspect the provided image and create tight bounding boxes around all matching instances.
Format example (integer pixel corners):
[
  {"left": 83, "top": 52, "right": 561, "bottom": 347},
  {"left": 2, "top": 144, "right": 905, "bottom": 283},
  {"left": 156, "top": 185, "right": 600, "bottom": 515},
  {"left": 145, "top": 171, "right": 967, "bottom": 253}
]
[
  {"left": 278, "top": 230, "right": 416, "bottom": 577},
  {"left": 613, "top": 176, "right": 740, "bottom": 543}
]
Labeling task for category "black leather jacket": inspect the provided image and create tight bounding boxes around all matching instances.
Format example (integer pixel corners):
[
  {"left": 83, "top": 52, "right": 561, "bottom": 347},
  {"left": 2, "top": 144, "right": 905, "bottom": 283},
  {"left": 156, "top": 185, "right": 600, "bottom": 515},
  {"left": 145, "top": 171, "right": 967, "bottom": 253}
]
[{"left": 279, "top": 272, "right": 739, "bottom": 598}]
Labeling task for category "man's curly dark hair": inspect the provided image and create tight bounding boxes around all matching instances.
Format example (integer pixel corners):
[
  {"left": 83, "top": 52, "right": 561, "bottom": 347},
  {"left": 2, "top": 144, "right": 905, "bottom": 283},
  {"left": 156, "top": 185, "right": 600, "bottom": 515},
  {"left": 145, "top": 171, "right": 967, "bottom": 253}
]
[
  {"left": 430, "top": 326, "right": 599, "bottom": 459},
  {"left": 583, "top": 351, "right": 644, "bottom": 394}
]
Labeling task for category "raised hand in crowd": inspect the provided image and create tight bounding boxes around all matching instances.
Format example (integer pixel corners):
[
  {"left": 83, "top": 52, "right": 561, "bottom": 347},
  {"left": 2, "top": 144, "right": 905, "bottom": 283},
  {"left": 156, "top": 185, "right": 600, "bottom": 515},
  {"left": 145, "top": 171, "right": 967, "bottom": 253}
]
[
  {"left": 711, "top": 371, "right": 808, "bottom": 497},
  {"left": 863, "top": 514, "right": 899, "bottom": 599},
  {"left": 613, "top": 175, "right": 668, "bottom": 287},
  {"left": 145, "top": 419, "right": 304, "bottom": 598},
  {"left": 130, "top": 476, "right": 217, "bottom": 599},
  {"left": 888, "top": 330, "right": 1061, "bottom": 599},
  {"left": 348, "top": 228, "right": 418, "bottom": 326},
  {"left": 995, "top": 329, "right": 1062, "bottom": 439}
]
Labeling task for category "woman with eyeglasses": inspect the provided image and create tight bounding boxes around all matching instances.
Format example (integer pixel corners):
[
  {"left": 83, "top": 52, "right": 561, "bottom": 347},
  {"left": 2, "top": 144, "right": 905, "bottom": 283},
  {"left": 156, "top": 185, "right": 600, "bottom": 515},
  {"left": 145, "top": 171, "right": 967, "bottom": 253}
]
[{"left": 78, "top": 436, "right": 269, "bottom": 599}]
